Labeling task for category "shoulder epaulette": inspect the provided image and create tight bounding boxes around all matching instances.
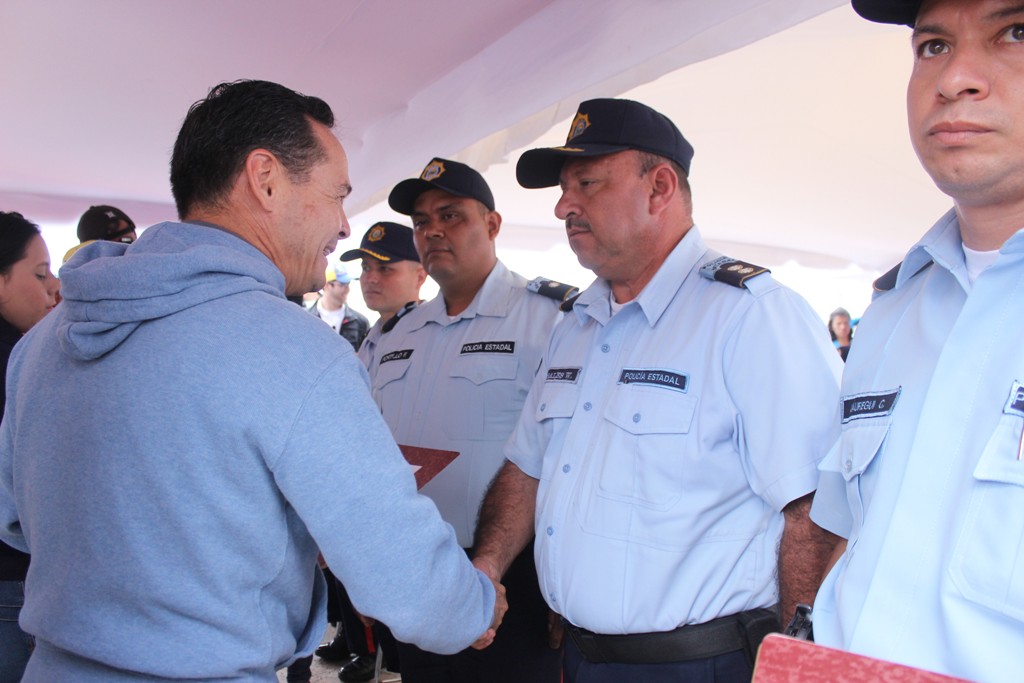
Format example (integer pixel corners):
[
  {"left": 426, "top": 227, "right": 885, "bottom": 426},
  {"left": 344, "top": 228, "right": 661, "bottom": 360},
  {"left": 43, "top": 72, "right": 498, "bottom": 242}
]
[
  {"left": 699, "top": 256, "right": 769, "bottom": 289},
  {"left": 527, "top": 277, "right": 579, "bottom": 304},
  {"left": 872, "top": 262, "right": 901, "bottom": 292},
  {"left": 381, "top": 300, "right": 419, "bottom": 333},
  {"left": 560, "top": 293, "right": 580, "bottom": 312},
  {"left": 872, "top": 261, "right": 932, "bottom": 293}
]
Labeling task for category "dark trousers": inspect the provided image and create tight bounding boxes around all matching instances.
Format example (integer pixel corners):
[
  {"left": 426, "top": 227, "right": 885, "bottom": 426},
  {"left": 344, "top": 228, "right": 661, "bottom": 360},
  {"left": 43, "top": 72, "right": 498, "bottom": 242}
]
[
  {"left": 396, "top": 544, "right": 560, "bottom": 683},
  {"left": 337, "top": 578, "right": 374, "bottom": 658},
  {"left": 285, "top": 655, "right": 312, "bottom": 683},
  {"left": 563, "top": 635, "right": 753, "bottom": 683}
]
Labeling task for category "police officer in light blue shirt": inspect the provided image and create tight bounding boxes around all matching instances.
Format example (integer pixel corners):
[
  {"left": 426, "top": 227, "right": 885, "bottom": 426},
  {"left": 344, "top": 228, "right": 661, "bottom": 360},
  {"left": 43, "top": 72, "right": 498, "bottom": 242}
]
[
  {"left": 370, "top": 158, "right": 571, "bottom": 683},
  {"left": 338, "top": 221, "right": 426, "bottom": 372},
  {"left": 472, "top": 98, "right": 842, "bottom": 683},
  {"left": 810, "top": 2, "right": 1024, "bottom": 682}
]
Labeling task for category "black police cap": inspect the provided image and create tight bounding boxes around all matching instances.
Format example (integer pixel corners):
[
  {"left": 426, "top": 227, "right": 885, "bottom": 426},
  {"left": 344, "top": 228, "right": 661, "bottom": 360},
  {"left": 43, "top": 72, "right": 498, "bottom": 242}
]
[
  {"left": 339, "top": 222, "right": 420, "bottom": 263},
  {"left": 516, "top": 98, "right": 694, "bottom": 189},
  {"left": 388, "top": 158, "right": 495, "bottom": 215},
  {"left": 851, "top": 0, "right": 920, "bottom": 26}
]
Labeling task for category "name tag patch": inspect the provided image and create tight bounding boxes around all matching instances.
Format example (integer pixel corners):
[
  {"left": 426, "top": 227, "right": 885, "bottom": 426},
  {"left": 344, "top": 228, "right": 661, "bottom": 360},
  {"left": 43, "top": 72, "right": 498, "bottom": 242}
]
[
  {"left": 618, "top": 368, "right": 688, "bottom": 392},
  {"left": 380, "top": 349, "right": 414, "bottom": 364},
  {"left": 460, "top": 341, "right": 516, "bottom": 354},
  {"left": 1003, "top": 381, "right": 1024, "bottom": 418},
  {"left": 842, "top": 388, "right": 900, "bottom": 423},
  {"left": 546, "top": 367, "right": 581, "bottom": 383}
]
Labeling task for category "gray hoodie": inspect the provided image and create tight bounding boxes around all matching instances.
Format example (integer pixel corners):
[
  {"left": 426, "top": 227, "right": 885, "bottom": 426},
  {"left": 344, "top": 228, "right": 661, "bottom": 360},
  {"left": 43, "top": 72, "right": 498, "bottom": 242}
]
[{"left": 0, "top": 221, "right": 493, "bottom": 681}]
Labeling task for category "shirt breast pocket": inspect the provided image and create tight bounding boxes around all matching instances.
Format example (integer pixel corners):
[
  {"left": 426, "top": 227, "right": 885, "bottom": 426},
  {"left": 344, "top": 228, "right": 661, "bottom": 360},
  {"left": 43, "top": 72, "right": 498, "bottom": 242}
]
[
  {"left": 817, "top": 422, "right": 889, "bottom": 531},
  {"left": 535, "top": 383, "right": 579, "bottom": 423},
  {"left": 596, "top": 388, "right": 697, "bottom": 510},
  {"left": 949, "top": 414, "right": 1024, "bottom": 622},
  {"left": 444, "top": 356, "right": 519, "bottom": 440},
  {"left": 373, "top": 356, "right": 412, "bottom": 414}
]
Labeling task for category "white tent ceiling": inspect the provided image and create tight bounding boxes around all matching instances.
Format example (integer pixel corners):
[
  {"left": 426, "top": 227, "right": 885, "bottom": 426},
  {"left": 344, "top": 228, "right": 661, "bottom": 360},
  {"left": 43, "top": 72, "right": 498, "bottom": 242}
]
[
  {"left": 2, "top": 1, "right": 952, "bottom": 317},
  {"left": 4, "top": 0, "right": 842, "bottom": 222}
]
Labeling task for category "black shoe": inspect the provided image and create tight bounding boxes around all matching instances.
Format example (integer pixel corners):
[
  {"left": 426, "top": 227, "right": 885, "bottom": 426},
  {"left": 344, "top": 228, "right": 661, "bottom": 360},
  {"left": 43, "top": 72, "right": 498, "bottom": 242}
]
[
  {"left": 315, "top": 635, "right": 351, "bottom": 662},
  {"left": 338, "top": 654, "right": 376, "bottom": 683}
]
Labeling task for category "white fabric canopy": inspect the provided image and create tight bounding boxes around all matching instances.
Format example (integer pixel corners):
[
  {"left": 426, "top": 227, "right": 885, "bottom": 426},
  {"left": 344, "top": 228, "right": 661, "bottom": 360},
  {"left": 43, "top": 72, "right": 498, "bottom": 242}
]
[
  {"left": 1, "top": 0, "right": 842, "bottom": 226},
  {"left": 5, "top": 1, "right": 957, "bottom": 318}
]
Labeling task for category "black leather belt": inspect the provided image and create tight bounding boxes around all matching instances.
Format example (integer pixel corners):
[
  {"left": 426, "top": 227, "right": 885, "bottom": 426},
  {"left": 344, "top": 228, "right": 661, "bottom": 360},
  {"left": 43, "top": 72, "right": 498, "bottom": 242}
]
[{"left": 565, "top": 608, "right": 778, "bottom": 665}]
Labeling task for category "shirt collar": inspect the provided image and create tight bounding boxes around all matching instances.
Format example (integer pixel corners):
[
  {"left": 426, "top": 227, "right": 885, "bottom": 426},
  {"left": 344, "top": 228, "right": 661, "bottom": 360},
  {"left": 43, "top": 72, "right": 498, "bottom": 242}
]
[
  {"left": 416, "top": 260, "right": 513, "bottom": 329},
  {"left": 572, "top": 226, "right": 707, "bottom": 327},
  {"left": 899, "top": 208, "right": 964, "bottom": 290}
]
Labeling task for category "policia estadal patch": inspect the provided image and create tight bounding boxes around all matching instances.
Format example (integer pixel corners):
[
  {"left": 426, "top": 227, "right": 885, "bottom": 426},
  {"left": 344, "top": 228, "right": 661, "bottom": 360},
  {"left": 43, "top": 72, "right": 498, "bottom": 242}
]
[
  {"left": 618, "top": 368, "right": 689, "bottom": 393},
  {"left": 460, "top": 341, "right": 516, "bottom": 354}
]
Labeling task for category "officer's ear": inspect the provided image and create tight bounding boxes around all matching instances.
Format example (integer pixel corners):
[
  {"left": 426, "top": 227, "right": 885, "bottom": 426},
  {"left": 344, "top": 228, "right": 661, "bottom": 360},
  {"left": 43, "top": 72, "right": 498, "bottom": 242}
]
[
  {"left": 647, "top": 163, "right": 679, "bottom": 217},
  {"left": 414, "top": 264, "right": 428, "bottom": 288},
  {"left": 484, "top": 209, "right": 502, "bottom": 240}
]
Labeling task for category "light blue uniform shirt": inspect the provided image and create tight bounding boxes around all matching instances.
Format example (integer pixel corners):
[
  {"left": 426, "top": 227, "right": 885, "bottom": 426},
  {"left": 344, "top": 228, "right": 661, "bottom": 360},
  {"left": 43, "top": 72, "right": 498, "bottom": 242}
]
[
  {"left": 506, "top": 227, "right": 841, "bottom": 635},
  {"left": 812, "top": 209, "right": 1024, "bottom": 683},
  {"left": 371, "top": 260, "right": 562, "bottom": 547},
  {"left": 357, "top": 317, "right": 384, "bottom": 371}
]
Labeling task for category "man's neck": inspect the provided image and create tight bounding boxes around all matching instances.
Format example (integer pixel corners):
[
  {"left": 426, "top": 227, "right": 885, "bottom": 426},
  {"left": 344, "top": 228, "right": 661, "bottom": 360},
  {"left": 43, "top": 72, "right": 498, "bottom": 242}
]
[
  {"left": 956, "top": 200, "right": 1024, "bottom": 251},
  {"left": 440, "top": 262, "right": 495, "bottom": 316},
  {"left": 609, "top": 223, "right": 689, "bottom": 304}
]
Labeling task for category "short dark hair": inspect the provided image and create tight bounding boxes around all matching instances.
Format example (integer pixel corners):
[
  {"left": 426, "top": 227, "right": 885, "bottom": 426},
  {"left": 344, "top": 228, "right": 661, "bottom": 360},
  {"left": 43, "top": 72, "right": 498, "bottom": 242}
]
[
  {"left": 0, "top": 212, "right": 42, "bottom": 276},
  {"left": 637, "top": 151, "right": 690, "bottom": 196},
  {"left": 170, "top": 79, "right": 335, "bottom": 218}
]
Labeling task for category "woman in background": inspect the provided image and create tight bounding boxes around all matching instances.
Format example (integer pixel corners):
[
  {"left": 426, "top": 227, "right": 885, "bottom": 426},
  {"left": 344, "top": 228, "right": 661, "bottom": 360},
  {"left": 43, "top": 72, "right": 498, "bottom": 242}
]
[
  {"left": 0, "top": 211, "right": 60, "bottom": 680},
  {"left": 828, "top": 307, "right": 853, "bottom": 362}
]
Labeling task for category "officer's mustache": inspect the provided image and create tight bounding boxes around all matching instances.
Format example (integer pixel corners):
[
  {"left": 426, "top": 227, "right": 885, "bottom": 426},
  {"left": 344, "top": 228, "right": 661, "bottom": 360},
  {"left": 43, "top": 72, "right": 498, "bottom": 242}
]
[{"left": 565, "top": 218, "right": 591, "bottom": 231}]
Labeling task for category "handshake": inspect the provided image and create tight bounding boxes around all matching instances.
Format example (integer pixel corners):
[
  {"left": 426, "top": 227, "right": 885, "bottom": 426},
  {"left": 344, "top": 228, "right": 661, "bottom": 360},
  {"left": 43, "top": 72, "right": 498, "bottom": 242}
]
[{"left": 469, "top": 555, "right": 564, "bottom": 651}]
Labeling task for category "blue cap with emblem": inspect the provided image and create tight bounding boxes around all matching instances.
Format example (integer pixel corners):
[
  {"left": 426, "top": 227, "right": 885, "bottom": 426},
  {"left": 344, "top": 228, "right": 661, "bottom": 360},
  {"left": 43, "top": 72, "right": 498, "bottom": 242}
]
[
  {"left": 516, "top": 98, "right": 694, "bottom": 189},
  {"left": 851, "top": 0, "right": 920, "bottom": 26},
  {"left": 388, "top": 158, "right": 495, "bottom": 214},
  {"left": 339, "top": 222, "right": 420, "bottom": 263}
]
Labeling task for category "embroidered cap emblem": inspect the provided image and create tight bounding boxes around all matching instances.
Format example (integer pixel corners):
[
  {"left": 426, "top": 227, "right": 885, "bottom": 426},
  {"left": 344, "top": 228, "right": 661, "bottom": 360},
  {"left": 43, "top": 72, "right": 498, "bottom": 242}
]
[
  {"left": 420, "top": 160, "right": 446, "bottom": 181},
  {"left": 368, "top": 225, "right": 386, "bottom": 242},
  {"left": 567, "top": 113, "right": 591, "bottom": 142}
]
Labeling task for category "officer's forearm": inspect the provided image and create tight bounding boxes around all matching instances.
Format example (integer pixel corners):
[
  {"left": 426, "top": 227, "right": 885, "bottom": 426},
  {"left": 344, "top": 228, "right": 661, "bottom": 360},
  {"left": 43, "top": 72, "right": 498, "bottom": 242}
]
[
  {"left": 777, "top": 492, "right": 841, "bottom": 624},
  {"left": 472, "top": 459, "right": 538, "bottom": 580}
]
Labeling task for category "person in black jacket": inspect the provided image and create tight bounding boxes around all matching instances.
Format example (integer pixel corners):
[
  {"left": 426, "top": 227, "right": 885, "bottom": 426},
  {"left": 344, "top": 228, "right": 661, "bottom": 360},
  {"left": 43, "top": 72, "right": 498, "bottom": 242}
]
[{"left": 308, "top": 264, "right": 369, "bottom": 350}]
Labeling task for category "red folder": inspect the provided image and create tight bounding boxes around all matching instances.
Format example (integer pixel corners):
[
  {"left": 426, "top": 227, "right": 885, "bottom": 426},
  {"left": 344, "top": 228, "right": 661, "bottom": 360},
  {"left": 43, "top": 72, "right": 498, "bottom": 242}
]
[
  {"left": 753, "top": 634, "right": 972, "bottom": 682},
  {"left": 398, "top": 444, "right": 459, "bottom": 490}
]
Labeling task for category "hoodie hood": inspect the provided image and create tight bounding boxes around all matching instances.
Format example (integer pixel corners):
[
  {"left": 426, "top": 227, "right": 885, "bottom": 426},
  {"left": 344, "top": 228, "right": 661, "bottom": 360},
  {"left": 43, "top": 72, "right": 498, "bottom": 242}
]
[{"left": 57, "top": 221, "right": 285, "bottom": 360}]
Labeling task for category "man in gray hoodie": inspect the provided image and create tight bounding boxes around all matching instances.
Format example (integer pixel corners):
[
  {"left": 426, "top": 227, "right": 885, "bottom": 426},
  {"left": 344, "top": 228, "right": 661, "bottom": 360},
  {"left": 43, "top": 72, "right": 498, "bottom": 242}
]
[{"left": 0, "top": 79, "right": 504, "bottom": 682}]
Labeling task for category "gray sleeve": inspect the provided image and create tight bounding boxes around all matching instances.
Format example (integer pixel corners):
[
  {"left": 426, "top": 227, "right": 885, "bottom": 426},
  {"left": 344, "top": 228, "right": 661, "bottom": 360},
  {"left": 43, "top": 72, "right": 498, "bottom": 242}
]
[{"left": 270, "top": 355, "right": 495, "bottom": 654}]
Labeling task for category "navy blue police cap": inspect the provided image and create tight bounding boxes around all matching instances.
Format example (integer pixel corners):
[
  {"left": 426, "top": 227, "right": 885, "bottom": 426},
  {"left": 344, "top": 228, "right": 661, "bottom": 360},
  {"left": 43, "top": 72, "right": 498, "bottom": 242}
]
[
  {"left": 516, "top": 98, "right": 694, "bottom": 189},
  {"left": 388, "top": 158, "right": 495, "bottom": 215},
  {"left": 851, "top": 0, "right": 920, "bottom": 26},
  {"left": 339, "top": 222, "right": 420, "bottom": 263}
]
